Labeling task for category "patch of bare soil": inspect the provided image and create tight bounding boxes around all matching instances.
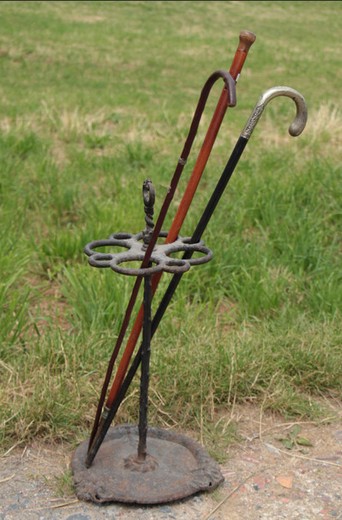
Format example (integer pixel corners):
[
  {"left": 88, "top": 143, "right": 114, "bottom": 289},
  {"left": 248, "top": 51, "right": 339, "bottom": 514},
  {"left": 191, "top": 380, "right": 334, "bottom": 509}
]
[{"left": 0, "top": 401, "right": 341, "bottom": 520}]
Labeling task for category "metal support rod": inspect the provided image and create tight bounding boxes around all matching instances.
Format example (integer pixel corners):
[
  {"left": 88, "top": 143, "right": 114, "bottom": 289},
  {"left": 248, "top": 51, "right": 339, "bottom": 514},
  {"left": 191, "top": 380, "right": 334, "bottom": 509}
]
[
  {"left": 137, "top": 180, "right": 154, "bottom": 460},
  {"left": 137, "top": 273, "right": 152, "bottom": 461}
]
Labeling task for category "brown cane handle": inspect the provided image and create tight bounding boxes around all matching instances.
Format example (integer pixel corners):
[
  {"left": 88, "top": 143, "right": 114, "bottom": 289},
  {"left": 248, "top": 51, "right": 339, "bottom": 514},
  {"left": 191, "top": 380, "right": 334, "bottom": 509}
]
[
  {"left": 238, "top": 30, "right": 257, "bottom": 52},
  {"left": 229, "top": 30, "right": 256, "bottom": 80}
]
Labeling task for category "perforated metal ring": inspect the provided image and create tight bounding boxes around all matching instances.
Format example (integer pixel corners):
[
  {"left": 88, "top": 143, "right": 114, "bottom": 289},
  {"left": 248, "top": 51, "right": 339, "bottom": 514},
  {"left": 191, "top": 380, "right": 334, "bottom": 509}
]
[{"left": 84, "top": 231, "right": 213, "bottom": 276}]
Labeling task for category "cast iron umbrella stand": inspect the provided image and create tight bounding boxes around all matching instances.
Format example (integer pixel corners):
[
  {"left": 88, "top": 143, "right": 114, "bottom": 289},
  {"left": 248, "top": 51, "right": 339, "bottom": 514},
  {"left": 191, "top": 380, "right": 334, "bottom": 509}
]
[
  {"left": 70, "top": 28, "right": 307, "bottom": 505},
  {"left": 71, "top": 179, "right": 224, "bottom": 504},
  {"left": 70, "top": 30, "right": 257, "bottom": 505},
  {"left": 70, "top": 81, "right": 308, "bottom": 505}
]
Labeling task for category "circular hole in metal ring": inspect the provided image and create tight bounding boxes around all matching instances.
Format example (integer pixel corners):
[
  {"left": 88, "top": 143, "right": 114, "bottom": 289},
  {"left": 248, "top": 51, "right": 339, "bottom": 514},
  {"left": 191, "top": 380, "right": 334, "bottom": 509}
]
[
  {"left": 163, "top": 259, "right": 191, "bottom": 274},
  {"left": 109, "top": 232, "right": 134, "bottom": 240},
  {"left": 180, "top": 236, "right": 204, "bottom": 245},
  {"left": 88, "top": 253, "right": 114, "bottom": 268},
  {"left": 85, "top": 239, "right": 131, "bottom": 257},
  {"left": 110, "top": 257, "right": 163, "bottom": 277},
  {"left": 185, "top": 246, "right": 213, "bottom": 265}
]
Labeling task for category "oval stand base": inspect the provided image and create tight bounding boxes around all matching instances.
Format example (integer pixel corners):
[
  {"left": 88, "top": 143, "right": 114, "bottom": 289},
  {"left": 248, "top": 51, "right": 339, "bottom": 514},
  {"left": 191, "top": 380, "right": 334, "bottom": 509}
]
[{"left": 71, "top": 425, "right": 224, "bottom": 505}]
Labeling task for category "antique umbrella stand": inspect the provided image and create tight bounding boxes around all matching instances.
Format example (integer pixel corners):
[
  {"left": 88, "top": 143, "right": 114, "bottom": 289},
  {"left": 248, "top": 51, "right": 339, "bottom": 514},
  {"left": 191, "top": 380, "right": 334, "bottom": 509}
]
[
  {"left": 71, "top": 179, "right": 224, "bottom": 504},
  {"left": 71, "top": 30, "right": 257, "bottom": 505},
  {"left": 70, "top": 24, "right": 307, "bottom": 503}
]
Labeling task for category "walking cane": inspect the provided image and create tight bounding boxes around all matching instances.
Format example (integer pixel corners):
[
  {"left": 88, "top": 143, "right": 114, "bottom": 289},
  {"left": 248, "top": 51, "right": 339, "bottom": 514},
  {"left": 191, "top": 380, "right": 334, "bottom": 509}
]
[
  {"left": 86, "top": 30, "right": 256, "bottom": 459},
  {"left": 85, "top": 85, "right": 307, "bottom": 467}
]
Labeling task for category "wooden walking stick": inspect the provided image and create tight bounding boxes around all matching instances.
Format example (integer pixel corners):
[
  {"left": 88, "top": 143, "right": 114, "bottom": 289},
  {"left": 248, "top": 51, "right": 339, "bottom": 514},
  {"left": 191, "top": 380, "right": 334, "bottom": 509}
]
[{"left": 86, "top": 31, "right": 256, "bottom": 465}]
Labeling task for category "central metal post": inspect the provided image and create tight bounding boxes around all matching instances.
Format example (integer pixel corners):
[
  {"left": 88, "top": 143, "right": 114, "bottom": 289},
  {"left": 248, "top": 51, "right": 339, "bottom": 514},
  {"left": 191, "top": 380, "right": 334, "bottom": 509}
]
[
  {"left": 137, "top": 272, "right": 152, "bottom": 461},
  {"left": 137, "top": 178, "right": 155, "bottom": 462}
]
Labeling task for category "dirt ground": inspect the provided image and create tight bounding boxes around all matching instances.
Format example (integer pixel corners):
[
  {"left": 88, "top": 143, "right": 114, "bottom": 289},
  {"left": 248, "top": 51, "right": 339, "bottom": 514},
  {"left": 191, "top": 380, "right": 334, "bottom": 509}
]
[{"left": 1, "top": 400, "right": 341, "bottom": 520}]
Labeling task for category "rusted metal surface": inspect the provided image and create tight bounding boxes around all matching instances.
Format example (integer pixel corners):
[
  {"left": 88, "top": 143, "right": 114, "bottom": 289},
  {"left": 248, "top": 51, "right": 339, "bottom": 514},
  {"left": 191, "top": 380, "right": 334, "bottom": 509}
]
[
  {"left": 84, "top": 232, "right": 213, "bottom": 276},
  {"left": 84, "top": 178, "right": 212, "bottom": 277},
  {"left": 72, "top": 425, "right": 224, "bottom": 505}
]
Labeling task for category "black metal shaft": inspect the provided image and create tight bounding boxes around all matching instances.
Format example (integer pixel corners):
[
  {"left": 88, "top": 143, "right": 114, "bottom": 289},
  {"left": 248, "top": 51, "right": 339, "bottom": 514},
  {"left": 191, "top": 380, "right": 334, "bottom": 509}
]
[{"left": 137, "top": 273, "right": 152, "bottom": 460}]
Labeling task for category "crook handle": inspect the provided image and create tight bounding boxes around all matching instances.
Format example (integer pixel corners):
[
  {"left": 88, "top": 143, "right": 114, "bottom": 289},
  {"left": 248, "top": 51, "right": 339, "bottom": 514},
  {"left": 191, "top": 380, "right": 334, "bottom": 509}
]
[
  {"left": 241, "top": 86, "right": 308, "bottom": 140},
  {"left": 207, "top": 69, "right": 236, "bottom": 107}
]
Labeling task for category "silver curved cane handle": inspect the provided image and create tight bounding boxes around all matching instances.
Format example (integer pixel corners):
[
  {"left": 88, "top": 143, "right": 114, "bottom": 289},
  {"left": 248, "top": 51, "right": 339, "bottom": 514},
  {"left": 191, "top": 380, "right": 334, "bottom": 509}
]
[{"left": 241, "top": 86, "right": 308, "bottom": 140}]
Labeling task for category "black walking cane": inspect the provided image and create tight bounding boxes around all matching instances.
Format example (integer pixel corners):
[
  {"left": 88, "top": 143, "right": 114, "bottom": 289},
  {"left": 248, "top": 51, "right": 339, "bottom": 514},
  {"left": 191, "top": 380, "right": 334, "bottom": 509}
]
[
  {"left": 85, "top": 86, "right": 307, "bottom": 467},
  {"left": 152, "top": 86, "right": 308, "bottom": 321}
]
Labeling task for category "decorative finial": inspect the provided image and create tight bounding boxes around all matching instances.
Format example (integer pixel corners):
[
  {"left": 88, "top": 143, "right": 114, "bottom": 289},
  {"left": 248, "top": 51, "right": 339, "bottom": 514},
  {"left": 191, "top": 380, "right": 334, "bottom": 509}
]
[{"left": 142, "top": 179, "right": 155, "bottom": 250}]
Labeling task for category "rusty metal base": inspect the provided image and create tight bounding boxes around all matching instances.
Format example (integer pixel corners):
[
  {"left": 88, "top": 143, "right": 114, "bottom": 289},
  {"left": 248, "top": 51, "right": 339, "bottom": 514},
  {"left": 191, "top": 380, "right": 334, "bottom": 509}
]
[{"left": 71, "top": 424, "right": 224, "bottom": 505}]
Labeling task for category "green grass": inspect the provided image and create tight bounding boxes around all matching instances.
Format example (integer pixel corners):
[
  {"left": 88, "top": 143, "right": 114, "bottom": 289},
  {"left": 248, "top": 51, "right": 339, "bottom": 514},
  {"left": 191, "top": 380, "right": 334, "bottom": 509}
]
[{"left": 0, "top": 1, "right": 341, "bottom": 458}]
